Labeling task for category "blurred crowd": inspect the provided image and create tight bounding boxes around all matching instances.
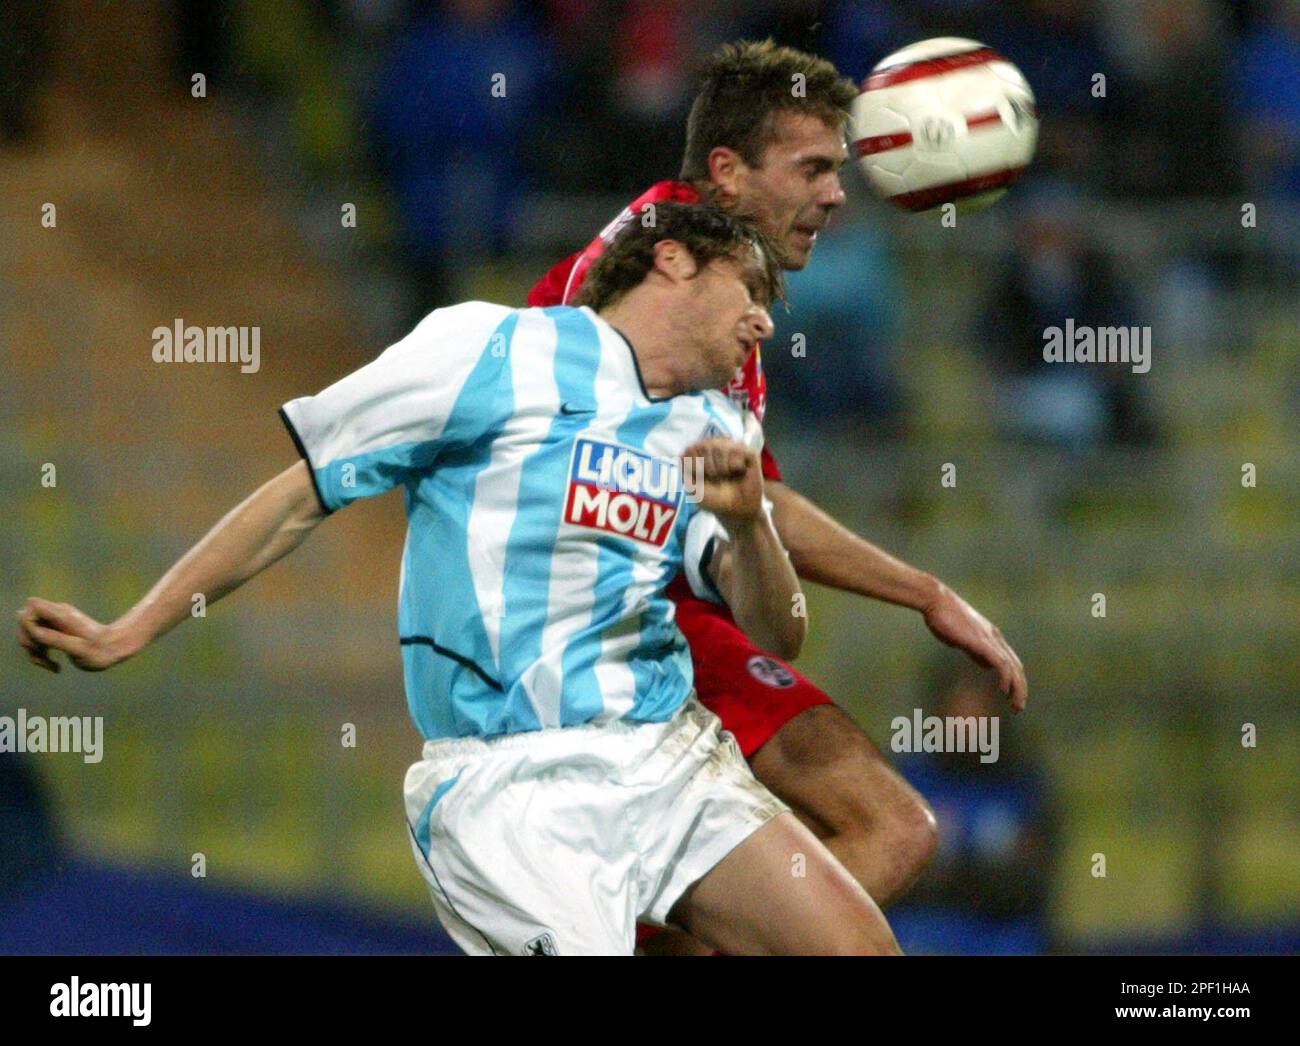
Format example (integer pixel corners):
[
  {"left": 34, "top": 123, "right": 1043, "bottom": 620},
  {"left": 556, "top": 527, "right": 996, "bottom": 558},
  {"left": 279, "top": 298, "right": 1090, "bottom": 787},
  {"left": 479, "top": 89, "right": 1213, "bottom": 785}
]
[
  {"left": 7, "top": 0, "right": 1295, "bottom": 446},
  {"left": 167, "top": 0, "right": 1300, "bottom": 199},
  {"left": 181, "top": 0, "right": 1296, "bottom": 448}
]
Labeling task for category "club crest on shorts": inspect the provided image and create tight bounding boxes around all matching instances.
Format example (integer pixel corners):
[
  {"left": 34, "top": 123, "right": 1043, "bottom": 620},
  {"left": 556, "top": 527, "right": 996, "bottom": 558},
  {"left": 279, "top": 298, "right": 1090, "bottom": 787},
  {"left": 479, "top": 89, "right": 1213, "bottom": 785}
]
[
  {"left": 565, "top": 437, "right": 683, "bottom": 547},
  {"left": 746, "top": 655, "right": 796, "bottom": 689},
  {"left": 523, "top": 932, "right": 558, "bottom": 955}
]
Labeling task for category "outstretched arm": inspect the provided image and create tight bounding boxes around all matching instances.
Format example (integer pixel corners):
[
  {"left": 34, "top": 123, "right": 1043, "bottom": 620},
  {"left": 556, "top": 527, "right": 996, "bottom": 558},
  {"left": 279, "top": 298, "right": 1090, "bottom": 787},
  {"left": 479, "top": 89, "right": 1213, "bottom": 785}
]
[
  {"left": 765, "top": 478, "right": 1028, "bottom": 711},
  {"left": 17, "top": 460, "right": 327, "bottom": 673}
]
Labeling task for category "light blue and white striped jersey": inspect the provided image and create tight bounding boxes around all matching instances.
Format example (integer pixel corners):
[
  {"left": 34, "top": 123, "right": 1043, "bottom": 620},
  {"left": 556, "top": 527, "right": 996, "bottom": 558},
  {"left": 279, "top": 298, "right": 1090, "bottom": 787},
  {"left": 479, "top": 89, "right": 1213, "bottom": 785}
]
[{"left": 281, "top": 302, "right": 763, "bottom": 741}]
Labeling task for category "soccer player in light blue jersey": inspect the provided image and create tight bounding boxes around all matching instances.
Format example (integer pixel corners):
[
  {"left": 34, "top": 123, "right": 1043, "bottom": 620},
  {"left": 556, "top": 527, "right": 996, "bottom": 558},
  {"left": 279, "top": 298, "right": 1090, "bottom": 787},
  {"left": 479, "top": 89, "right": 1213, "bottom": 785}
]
[{"left": 18, "top": 203, "right": 899, "bottom": 955}]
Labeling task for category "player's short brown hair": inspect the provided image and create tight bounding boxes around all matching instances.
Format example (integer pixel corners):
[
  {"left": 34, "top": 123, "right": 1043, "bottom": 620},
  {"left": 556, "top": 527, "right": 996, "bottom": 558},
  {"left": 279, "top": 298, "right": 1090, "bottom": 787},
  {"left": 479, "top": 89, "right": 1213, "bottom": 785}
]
[
  {"left": 573, "top": 201, "right": 784, "bottom": 313},
  {"left": 680, "top": 39, "right": 857, "bottom": 182}
]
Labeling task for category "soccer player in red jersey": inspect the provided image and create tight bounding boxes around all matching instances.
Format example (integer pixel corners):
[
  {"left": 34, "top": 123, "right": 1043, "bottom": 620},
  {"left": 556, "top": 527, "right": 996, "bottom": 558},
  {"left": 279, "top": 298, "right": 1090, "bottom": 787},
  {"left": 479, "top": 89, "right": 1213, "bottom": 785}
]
[{"left": 531, "top": 40, "right": 1028, "bottom": 954}]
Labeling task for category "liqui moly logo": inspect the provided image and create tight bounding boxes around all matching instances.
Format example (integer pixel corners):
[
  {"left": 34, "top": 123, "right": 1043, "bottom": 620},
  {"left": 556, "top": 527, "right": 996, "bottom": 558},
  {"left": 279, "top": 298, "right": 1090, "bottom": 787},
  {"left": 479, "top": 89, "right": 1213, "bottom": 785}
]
[{"left": 565, "top": 438, "right": 683, "bottom": 547}]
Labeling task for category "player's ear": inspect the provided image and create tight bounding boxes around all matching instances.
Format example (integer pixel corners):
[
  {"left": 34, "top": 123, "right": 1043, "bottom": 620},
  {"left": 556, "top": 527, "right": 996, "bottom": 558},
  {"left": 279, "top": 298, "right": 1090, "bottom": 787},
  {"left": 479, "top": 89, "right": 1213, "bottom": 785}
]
[
  {"left": 652, "top": 239, "right": 698, "bottom": 283},
  {"left": 707, "top": 146, "right": 744, "bottom": 203}
]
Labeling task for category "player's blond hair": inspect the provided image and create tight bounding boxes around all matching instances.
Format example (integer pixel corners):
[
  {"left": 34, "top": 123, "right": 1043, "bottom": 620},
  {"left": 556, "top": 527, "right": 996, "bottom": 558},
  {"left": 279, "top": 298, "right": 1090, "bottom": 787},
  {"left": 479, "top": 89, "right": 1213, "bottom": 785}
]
[{"left": 680, "top": 39, "right": 857, "bottom": 182}]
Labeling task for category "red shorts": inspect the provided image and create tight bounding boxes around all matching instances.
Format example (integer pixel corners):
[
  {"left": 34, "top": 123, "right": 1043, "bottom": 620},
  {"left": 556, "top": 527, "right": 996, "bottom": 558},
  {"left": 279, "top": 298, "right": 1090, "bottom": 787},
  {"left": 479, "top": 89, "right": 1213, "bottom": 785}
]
[{"left": 672, "top": 587, "right": 833, "bottom": 759}]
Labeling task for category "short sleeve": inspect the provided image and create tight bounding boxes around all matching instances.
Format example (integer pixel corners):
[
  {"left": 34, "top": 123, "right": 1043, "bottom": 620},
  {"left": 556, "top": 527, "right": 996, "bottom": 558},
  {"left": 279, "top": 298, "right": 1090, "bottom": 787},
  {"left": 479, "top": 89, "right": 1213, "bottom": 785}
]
[
  {"left": 683, "top": 509, "right": 728, "bottom": 605},
  {"left": 682, "top": 494, "right": 779, "bottom": 606},
  {"left": 280, "top": 302, "right": 514, "bottom": 512}
]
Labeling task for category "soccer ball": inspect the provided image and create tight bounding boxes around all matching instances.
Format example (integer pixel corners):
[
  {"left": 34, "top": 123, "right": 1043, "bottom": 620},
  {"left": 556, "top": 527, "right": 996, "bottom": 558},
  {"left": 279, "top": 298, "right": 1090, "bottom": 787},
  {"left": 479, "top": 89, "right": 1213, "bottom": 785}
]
[{"left": 851, "top": 37, "right": 1038, "bottom": 213}]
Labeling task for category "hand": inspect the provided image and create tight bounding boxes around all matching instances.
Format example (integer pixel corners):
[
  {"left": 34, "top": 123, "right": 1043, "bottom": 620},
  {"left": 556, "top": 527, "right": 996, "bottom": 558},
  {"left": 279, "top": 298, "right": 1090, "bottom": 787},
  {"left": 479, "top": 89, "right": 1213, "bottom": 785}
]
[
  {"left": 922, "top": 584, "right": 1028, "bottom": 712},
  {"left": 683, "top": 438, "right": 763, "bottom": 526},
  {"left": 16, "top": 597, "right": 127, "bottom": 673}
]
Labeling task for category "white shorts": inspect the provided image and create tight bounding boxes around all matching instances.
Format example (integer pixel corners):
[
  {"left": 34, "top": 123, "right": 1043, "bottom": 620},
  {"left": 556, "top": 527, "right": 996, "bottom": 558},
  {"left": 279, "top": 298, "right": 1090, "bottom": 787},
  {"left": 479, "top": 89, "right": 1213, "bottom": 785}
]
[{"left": 403, "top": 697, "right": 788, "bottom": 956}]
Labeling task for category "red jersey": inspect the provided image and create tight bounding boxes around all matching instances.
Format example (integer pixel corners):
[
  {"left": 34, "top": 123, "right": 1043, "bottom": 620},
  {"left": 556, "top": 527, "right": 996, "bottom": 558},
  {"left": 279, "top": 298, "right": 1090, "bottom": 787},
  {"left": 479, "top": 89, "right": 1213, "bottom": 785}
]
[{"left": 527, "top": 180, "right": 782, "bottom": 483}]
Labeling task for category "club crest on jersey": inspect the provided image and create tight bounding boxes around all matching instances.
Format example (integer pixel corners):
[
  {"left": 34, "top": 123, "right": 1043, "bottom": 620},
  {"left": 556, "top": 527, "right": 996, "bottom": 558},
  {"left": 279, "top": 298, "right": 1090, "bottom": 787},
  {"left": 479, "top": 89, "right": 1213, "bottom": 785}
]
[{"left": 565, "top": 438, "right": 683, "bottom": 548}]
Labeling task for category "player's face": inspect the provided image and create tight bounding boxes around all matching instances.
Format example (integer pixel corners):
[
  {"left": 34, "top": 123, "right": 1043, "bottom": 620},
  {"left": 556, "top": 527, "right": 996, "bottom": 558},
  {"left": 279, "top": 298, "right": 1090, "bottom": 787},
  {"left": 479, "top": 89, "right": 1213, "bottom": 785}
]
[
  {"left": 685, "top": 250, "right": 775, "bottom": 387},
  {"left": 732, "top": 111, "right": 848, "bottom": 270}
]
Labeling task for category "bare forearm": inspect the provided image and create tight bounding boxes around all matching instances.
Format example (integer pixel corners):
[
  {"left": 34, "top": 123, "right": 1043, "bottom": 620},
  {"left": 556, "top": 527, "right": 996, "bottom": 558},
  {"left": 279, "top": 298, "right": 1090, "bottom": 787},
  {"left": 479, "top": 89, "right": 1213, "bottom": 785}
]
[
  {"left": 110, "top": 461, "right": 325, "bottom": 658},
  {"left": 766, "top": 480, "right": 940, "bottom": 611},
  {"left": 760, "top": 481, "right": 1030, "bottom": 709},
  {"left": 715, "top": 515, "right": 806, "bottom": 659}
]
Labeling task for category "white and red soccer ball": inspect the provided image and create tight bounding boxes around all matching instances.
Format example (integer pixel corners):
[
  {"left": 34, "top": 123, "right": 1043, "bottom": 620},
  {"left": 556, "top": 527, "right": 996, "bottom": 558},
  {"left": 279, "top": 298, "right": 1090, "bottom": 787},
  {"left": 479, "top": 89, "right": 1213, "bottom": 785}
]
[{"left": 851, "top": 37, "right": 1039, "bottom": 212}]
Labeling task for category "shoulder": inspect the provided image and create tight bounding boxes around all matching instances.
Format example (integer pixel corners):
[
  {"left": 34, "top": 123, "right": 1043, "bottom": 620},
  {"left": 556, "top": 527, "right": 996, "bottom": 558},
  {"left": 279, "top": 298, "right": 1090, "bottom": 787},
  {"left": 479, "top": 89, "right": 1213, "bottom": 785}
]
[
  {"left": 411, "top": 300, "right": 517, "bottom": 337},
  {"left": 440, "top": 304, "right": 608, "bottom": 368},
  {"left": 531, "top": 182, "right": 703, "bottom": 306},
  {"left": 698, "top": 389, "right": 748, "bottom": 433},
  {"left": 695, "top": 389, "right": 764, "bottom": 453},
  {"left": 596, "top": 180, "right": 701, "bottom": 242},
  {"left": 633, "top": 179, "right": 702, "bottom": 208},
  {"left": 351, "top": 303, "right": 520, "bottom": 399},
  {"left": 391, "top": 301, "right": 520, "bottom": 358}
]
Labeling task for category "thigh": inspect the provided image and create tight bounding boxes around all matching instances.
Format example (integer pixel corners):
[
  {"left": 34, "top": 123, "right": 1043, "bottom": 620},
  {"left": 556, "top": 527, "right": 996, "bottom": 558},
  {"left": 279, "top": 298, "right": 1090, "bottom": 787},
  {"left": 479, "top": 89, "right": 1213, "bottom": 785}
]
[
  {"left": 405, "top": 751, "right": 638, "bottom": 956},
  {"left": 634, "top": 700, "right": 789, "bottom": 926},
  {"left": 669, "top": 811, "right": 900, "bottom": 955},
  {"left": 750, "top": 703, "right": 932, "bottom": 836}
]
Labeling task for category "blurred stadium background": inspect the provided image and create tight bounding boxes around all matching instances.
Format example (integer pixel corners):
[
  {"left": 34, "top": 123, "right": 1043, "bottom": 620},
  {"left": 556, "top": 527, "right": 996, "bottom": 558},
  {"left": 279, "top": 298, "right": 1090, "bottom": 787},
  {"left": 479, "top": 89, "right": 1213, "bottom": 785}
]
[{"left": 2, "top": 0, "right": 1297, "bottom": 954}]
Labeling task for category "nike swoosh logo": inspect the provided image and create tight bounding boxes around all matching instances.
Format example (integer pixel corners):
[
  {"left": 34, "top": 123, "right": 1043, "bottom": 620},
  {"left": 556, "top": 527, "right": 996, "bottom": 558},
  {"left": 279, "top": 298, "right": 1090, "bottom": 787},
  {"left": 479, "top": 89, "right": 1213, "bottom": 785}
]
[{"left": 559, "top": 403, "right": 595, "bottom": 416}]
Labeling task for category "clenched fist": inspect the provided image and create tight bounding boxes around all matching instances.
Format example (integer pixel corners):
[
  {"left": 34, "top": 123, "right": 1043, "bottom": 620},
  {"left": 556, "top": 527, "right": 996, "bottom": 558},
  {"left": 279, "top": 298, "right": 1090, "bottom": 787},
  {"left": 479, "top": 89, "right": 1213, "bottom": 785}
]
[{"left": 683, "top": 438, "right": 764, "bottom": 526}]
